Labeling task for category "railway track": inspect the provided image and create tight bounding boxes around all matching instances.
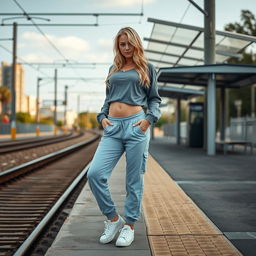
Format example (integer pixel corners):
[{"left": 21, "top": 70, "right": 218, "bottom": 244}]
[
  {"left": 0, "top": 131, "right": 82, "bottom": 154},
  {"left": 0, "top": 131, "right": 94, "bottom": 172},
  {"left": 0, "top": 130, "right": 101, "bottom": 256}
]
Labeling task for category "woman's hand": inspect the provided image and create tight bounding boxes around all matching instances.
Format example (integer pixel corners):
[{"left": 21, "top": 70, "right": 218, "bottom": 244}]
[
  {"left": 133, "top": 119, "right": 151, "bottom": 132},
  {"left": 101, "top": 118, "right": 113, "bottom": 129}
]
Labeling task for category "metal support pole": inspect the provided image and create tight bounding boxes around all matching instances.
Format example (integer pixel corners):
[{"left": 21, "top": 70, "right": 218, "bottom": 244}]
[
  {"left": 10, "top": 22, "right": 17, "bottom": 139},
  {"left": 187, "top": 0, "right": 208, "bottom": 16},
  {"left": 176, "top": 98, "right": 181, "bottom": 145},
  {"left": 220, "top": 87, "right": 225, "bottom": 141},
  {"left": 226, "top": 88, "right": 229, "bottom": 129},
  {"left": 77, "top": 94, "right": 80, "bottom": 131},
  {"left": 36, "top": 77, "right": 42, "bottom": 136},
  {"left": 252, "top": 84, "right": 255, "bottom": 118},
  {"left": 207, "top": 74, "right": 216, "bottom": 154},
  {"left": 64, "top": 85, "right": 68, "bottom": 133},
  {"left": 54, "top": 69, "right": 57, "bottom": 135},
  {"left": 204, "top": 0, "right": 216, "bottom": 155}
]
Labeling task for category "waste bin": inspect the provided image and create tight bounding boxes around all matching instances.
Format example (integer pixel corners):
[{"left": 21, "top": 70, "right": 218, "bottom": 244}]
[{"left": 188, "top": 102, "right": 204, "bottom": 147}]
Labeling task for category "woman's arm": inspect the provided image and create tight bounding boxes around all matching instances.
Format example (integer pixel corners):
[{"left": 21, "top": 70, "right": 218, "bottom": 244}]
[
  {"left": 145, "top": 63, "right": 162, "bottom": 125},
  {"left": 96, "top": 66, "right": 113, "bottom": 124},
  {"left": 96, "top": 85, "right": 110, "bottom": 124}
]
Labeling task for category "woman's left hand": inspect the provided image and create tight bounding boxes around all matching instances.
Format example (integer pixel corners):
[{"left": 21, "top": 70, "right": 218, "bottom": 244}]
[{"left": 133, "top": 119, "right": 151, "bottom": 132}]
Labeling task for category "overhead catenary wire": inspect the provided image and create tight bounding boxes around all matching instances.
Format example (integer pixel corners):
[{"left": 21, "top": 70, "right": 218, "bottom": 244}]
[
  {"left": 0, "top": 43, "right": 52, "bottom": 79},
  {"left": 4, "top": 0, "right": 146, "bottom": 79},
  {"left": 157, "top": 1, "right": 192, "bottom": 68},
  {"left": 11, "top": 0, "right": 87, "bottom": 83},
  {"left": 139, "top": 0, "right": 144, "bottom": 24},
  {"left": 3, "top": 0, "right": 146, "bottom": 113}
]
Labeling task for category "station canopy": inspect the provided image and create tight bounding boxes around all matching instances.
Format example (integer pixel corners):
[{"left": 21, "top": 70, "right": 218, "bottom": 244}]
[{"left": 145, "top": 18, "right": 256, "bottom": 99}]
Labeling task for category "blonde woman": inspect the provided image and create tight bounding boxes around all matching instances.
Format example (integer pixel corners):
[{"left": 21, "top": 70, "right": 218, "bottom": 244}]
[{"left": 87, "top": 27, "right": 161, "bottom": 247}]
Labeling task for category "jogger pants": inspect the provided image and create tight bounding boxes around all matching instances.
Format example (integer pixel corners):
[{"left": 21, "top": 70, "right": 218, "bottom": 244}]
[{"left": 87, "top": 110, "right": 150, "bottom": 225}]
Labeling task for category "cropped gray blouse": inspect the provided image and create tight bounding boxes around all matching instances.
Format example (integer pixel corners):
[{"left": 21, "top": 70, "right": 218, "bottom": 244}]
[{"left": 96, "top": 63, "right": 162, "bottom": 125}]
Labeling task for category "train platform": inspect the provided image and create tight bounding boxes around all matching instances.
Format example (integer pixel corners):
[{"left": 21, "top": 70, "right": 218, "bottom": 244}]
[
  {"left": 149, "top": 137, "right": 256, "bottom": 256},
  {"left": 0, "top": 131, "right": 58, "bottom": 141},
  {"left": 45, "top": 137, "right": 246, "bottom": 256}
]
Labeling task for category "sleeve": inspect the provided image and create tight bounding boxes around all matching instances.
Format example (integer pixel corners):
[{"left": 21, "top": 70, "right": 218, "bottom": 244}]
[
  {"left": 96, "top": 66, "right": 113, "bottom": 124},
  {"left": 96, "top": 85, "right": 110, "bottom": 124},
  {"left": 144, "top": 63, "right": 162, "bottom": 124}
]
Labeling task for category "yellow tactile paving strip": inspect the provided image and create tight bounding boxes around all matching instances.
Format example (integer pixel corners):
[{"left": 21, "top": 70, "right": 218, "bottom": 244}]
[{"left": 143, "top": 156, "right": 242, "bottom": 256}]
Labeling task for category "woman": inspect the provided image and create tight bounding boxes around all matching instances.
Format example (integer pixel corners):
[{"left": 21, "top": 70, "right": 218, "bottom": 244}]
[{"left": 87, "top": 27, "right": 161, "bottom": 247}]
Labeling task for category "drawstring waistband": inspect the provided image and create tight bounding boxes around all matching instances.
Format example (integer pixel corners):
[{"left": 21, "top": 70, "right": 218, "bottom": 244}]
[{"left": 107, "top": 109, "right": 145, "bottom": 121}]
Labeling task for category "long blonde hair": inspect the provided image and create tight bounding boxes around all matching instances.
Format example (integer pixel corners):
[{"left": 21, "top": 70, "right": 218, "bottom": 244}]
[{"left": 106, "top": 27, "right": 150, "bottom": 88}]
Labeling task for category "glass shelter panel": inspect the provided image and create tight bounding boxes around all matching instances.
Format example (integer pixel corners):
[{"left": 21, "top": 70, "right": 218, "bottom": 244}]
[
  {"left": 165, "top": 45, "right": 186, "bottom": 55},
  {"left": 146, "top": 18, "right": 256, "bottom": 68},
  {"left": 152, "top": 23, "right": 176, "bottom": 41},
  {"left": 184, "top": 49, "right": 203, "bottom": 60},
  {"left": 217, "top": 36, "right": 250, "bottom": 53},
  {"left": 161, "top": 54, "right": 179, "bottom": 64},
  {"left": 170, "top": 28, "right": 199, "bottom": 46}
]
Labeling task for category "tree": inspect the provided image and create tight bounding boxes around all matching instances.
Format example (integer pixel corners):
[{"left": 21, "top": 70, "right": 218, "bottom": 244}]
[
  {"left": 225, "top": 10, "right": 256, "bottom": 36},
  {"left": 78, "top": 112, "right": 99, "bottom": 129},
  {"left": 40, "top": 116, "right": 54, "bottom": 125},
  {"left": 224, "top": 10, "right": 256, "bottom": 118},
  {"left": 56, "top": 120, "right": 63, "bottom": 127},
  {"left": 16, "top": 112, "right": 34, "bottom": 123},
  {"left": 155, "top": 114, "right": 169, "bottom": 128},
  {"left": 0, "top": 86, "right": 11, "bottom": 115}
]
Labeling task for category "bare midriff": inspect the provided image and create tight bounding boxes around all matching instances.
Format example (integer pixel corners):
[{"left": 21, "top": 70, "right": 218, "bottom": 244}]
[{"left": 109, "top": 102, "right": 143, "bottom": 117}]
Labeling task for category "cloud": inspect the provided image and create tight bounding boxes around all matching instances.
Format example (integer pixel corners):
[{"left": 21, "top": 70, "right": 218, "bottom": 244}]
[
  {"left": 20, "top": 32, "right": 113, "bottom": 64},
  {"left": 84, "top": 52, "right": 112, "bottom": 62},
  {"left": 21, "top": 31, "right": 91, "bottom": 60},
  {"left": 21, "top": 53, "right": 53, "bottom": 62},
  {"left": 98, "top": 38, "right": 113, "bottom": 48},
  {"left": 56, "top": 36, "right": 90, "bottom": 52}
]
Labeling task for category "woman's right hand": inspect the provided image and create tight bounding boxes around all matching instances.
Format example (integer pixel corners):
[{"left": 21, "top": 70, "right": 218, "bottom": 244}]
[{"left": 101, "top": 118, "right": 113, "bottom": 129}]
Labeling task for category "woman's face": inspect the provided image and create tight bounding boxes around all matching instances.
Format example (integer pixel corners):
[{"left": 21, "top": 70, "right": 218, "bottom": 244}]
[{"left": 118, "top": 34, "right": 135, "bottom": 60}]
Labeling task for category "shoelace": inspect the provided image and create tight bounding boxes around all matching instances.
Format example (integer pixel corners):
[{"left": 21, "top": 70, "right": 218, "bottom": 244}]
[
  {"left": 103, "top": 220, "right": 111, "bottom": 235},
  {"left": 118, "top": 226, "right": 130, "bottom": 240}
]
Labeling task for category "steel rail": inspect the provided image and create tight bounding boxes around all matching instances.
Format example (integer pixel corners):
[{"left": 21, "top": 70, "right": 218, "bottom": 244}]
[
  {"left": 13, "top": 162, "right": 91, "bottom": 256},
  {"left": 0, "top": 132, "right": 83, "bottom": 154},
  {"left": 0, "top": 132, "right": 72, "bottom": 147},
  {"left": 0, "top": 133, "right": 99, "bottom": 184}
]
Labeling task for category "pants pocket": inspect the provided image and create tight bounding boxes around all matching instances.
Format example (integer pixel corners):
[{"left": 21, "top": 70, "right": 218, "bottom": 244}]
[
  {"left": 104, "top": 123, "right": 120, "bottom": 136},
  {"left": 133, "top": 125, "right": 146, "bottom": 136}
]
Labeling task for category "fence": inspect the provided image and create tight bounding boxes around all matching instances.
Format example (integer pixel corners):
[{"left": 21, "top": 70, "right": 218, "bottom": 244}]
[
  {"left": 0, "top": 122, "right": 54, "bottom": 134},
  {"left": 163, "top": 122, "right": 187, "bottom": 142},
  {"left": 162, "top": 117, "right": 256, "bottom": 146},
  {"left": 230, "top": 117, "right": 256, "bottom": 145}
]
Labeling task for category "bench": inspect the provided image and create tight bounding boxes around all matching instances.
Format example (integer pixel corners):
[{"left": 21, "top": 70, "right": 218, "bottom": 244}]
[{"left": 216, "top": 140, "right": 254, "bottom": 155}]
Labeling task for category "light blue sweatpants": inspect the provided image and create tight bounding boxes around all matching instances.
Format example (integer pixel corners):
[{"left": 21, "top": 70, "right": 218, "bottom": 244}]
[{"left": 87, "top": 110, "right": 150, "bottom": 225}]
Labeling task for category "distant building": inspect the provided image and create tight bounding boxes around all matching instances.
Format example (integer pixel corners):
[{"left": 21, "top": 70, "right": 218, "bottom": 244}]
[
  {"left": 57, "top": 110, "right": 77, "bottom": 128},
  {"left": 26, "top": 95, "right": 37, "bottom": 117},
  {"left": 39, "top": 106, "right": 54, "bottom": 119},
  {"left": 0, "top": 63, "right": 2, "bottom": 86},
  {"left": 1, "top": 61, "right": 26, "bottom": 113},
  {"left": 39, "top": 106, "right": 77, "bottom": 128}
]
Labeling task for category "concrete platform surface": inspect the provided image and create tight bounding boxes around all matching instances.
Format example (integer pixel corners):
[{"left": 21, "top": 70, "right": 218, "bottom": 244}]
[
  {"left": 144, "top": 155, "right": 241, "bottom": 256},
  {"left": 46, "top": 144, "right": 243, "bottom": 256},
  {"left": 45, "top": 154, "right": 151, "bottom": 256},
  {"left": 149, "top": 137, "right": 256, "bottom": 256}
]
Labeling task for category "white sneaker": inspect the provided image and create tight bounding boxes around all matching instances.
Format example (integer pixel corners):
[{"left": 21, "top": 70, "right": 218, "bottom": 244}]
[
  {"left": 99, "top": 215, "right": 125, "bottom": 244},
  {"left": 116, "top": 225, "right": 134, "bottom": 247}
]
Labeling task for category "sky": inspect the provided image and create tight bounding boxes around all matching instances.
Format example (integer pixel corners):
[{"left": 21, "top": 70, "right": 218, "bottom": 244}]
[{"left": 0, "top": 0, "right": 256, "bottom": 114}]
